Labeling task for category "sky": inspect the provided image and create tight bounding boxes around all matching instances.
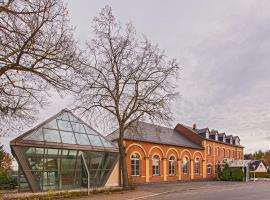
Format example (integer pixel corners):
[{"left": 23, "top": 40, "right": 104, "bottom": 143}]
[{"left": 2, "top": 0, "right": 270, "bottom": 154}]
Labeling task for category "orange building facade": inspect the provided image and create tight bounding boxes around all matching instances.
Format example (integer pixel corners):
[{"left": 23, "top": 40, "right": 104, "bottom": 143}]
[{"left": 107, "top": 122, "right": 244, "bottom": 184}]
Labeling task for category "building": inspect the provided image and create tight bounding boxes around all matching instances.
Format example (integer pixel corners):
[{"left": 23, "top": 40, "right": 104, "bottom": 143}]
[
  {"left": 107, "top": 122, "right": 244, "bottom": 184},
  {"left": 10, "top": 109, "right": 119, "bottom": 193},
  {"left": 249, "top": 160, "right": 268, "bottom": 173}
]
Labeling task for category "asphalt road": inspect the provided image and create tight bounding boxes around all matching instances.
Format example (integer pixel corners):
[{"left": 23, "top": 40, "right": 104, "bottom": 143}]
[{"left": 147, "top": 182, "right": 270, "bottom": 200}]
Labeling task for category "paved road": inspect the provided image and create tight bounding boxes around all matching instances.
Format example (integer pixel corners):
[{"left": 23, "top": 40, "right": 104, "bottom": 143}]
[
  {"left": 63, "top": 181, "right": 270, "bottom": 200},
  {"left": 146, "top": 182, "right": 270, "bottom": 200}
]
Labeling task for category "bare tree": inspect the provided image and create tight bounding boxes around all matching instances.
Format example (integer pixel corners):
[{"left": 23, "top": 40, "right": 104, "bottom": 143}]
[
  {"left": 75, "top": 6, "right": 179, "bottom": 188},
  {"left": 0, "top": 0, "right": 80, "bottom": 135}
]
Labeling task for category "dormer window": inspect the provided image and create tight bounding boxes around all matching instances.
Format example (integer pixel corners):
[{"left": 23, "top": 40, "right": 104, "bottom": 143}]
[
  {"left": 206, "top": 131, "right": 209, "bottom": 139},
  {"left": 215, "top": 134, "right": 218, "bottom": 141}
]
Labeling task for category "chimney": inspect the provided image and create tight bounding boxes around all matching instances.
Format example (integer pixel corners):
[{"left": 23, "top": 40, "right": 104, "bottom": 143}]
[{"left": 192, "top": 123, "right": 197, "bottom": 130}]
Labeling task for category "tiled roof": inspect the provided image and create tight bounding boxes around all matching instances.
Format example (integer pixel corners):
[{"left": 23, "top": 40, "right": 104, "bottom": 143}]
[
  {"left": 106, "top": 121, "right": 202, "bottom": 149},
  {"left": 197, "top": 128, "right": 209, "bottom": 134},
  {"left": 249, "top": 160, "right": 266, "bottom": 171},
  {"left": 182, "top": 125, "right": 242, "bottom": 147}
]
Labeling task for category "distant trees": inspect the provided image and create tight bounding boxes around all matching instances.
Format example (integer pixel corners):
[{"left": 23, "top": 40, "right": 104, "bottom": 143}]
[
  {"left": 0, "top": 0, "right": 80, "bottom": 135},
  {"left": 244, "top": 150, "right": 270, "bottom": 166},
  {"left": 74, "top": 6, "right": 179, "bottom": 188}
]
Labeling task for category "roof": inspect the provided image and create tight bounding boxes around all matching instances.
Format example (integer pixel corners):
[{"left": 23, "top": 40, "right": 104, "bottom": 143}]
[
  {"left": 196, "top": 128, "right": 209, "bottom": 134},
  {"left": 226, "top": 159, "right": 252, "bottom": 167},
  {"left": 11, "top": 109, "right": 118, "bottom": 152},
  {"left": 106, "top": 121, "right": 203, "bottom": 149},
  {"left": 249, "top": 160, "right": 267, "bottom": 171},
  {"left": 182, "top": 125, "right": 243, "bottom": 148}
]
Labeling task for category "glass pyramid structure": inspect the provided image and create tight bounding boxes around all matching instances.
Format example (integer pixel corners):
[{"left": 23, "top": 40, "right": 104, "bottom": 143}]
[
  {"left": 10, "top": 109, "right": 119, "bottom": 193},
  {"left": 21, "top": 109, "right": 115, "bottom": 149}
]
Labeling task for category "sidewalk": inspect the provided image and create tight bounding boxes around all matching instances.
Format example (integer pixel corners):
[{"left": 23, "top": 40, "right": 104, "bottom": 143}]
[{"left": 67, "top": 181, "right": 246, "bottom": 200}]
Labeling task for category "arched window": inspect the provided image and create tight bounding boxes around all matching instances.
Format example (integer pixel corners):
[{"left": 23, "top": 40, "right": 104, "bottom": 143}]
[
  {"left": 131, "top": 154, "right": 140, "bottom": 176},
  {"left": 168, "top": 156, "right": 176, "bottom": 176},
  {"left": 182, "top": 157, "right": 189, "bottom": 174},
  {"left": 152, "top": 155, "right": 160, "bottom": 176},
  {"left": 228, "top": 149, "right": 230, "bottom": 158},
  {"left": 207, "top": 164, "right": 212, "bottom": 175},
  {"left": 232, "top": 150, "right": 234, "bottom": 158},
  {"left": 195, "top": 158, "right": 200, "bottom": 175},
  {"left": 216, "top": 147, "right": 219, "bottom": 157},
  {"left": 223, "top": 148, "right": 226, "bottom": 158},
  {"left": 207, "top": 146, "right": 211, "bottom": 156}
]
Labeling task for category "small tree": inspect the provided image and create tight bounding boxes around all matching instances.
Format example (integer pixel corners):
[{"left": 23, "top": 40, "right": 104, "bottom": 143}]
[
  {"left": 75, "top": 6, "right": 179, "bottom": 188},
  {"left": 219, "top": 164, "right": 231, "bottom": 181},
  {"left": 0, "top": 145, "right": 16, "bottom": 189},
  {"left": 0, "top": 0, "right": 80, "bottom": 135}
]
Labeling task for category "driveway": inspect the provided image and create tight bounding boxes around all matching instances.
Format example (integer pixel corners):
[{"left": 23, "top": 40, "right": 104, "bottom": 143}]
[{"left": 68, "top": 181, "right": 270, "bottom": 200}]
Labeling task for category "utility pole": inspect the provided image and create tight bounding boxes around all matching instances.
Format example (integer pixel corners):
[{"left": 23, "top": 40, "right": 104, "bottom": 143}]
[{"left": 253, "top": 164, "right": 256, "bottom": 182}]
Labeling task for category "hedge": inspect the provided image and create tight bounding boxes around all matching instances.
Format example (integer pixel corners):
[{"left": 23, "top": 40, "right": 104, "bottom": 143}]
[
  {"left": 249, "top": 172, "right": 270, "bottom": 178},
  {"left": 218, "top": 164, "right": 244, "bottom": 181}
]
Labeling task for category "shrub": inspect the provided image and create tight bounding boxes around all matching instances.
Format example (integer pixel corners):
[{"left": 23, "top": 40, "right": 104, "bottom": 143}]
[
  {"left": 0, "top": 168, "right": 17, "bottom": 189},
  {"left": 219, "top": 164, "right": 244, "bottom": 181},
  {"left": 231, "top": 168, "right": 244, "bottom": 181},
  {"left": 249, "top": 172, "right": 270, "bottom": 178},
  {"left": 219, "top": 164, "right": 231, "bottom": 181}
]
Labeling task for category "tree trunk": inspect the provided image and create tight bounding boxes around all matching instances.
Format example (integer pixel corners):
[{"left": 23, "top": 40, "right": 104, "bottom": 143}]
[{"left": 118, "top": 130, "right": 129, "bottom": 189}]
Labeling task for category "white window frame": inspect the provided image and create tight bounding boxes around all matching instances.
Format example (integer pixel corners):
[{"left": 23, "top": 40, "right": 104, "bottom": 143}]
[
  {"left": 131, "top": 154, "right": 140, "bottom": 176},
  {"left": 207, "top": 164, "right": 212, "bottom": 175},
  {"left": 195, "top": 158, "right": 200, "bottom": 175},
  {"left": 152, "top": 155, "right": 160, "bottom": 176},
  {"left": 168, "top": 156, "right": 176, "bottom": 176},
  {"left": 182, "top": 157, "right": 188, "bottom": 175}
]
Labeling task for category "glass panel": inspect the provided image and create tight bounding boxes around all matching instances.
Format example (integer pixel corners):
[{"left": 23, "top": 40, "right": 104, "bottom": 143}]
[
  {"left": 85, "top": 126, "right": 98, "bottom": 135},
  {"left": 88, "top": 134, "right": 103, "bottom": 147},
  {"left": 71, "top": 122, "right": 86, "bottom": 133},
  {"left": 23, "top": 129, "right": 44, "bottom": 141},
  {"left": 43, "top": 120, "right": 58, "bottom": 129},
  {"left": 57, "top": 112, "right": 70, "bottom": 121},
  {"left": 68, "top": 113, "right": 80, "bottom": 122},
  {"left": 99, "top": 137, "right": 114, "bottom": 148},
  {"left": 47, "top": 148, "right": 59, "bottom": 156},
  {"left": 60, "top": 131, "right": 77, "bottom": 144},
  {"left": 61, "top": 152, "right": 77, "bottom": 189},
  {"left": 75, "top": 133, "right": 90, "bottom": 145},
  {"left": 42, "top": 157, "right": 59, "bottom": 190},
  {"left": 57, "top": 120, "right": 73, "bottom": 131},
  {"left": 43, "top": 129, "right": 61, "bottom": 143}
]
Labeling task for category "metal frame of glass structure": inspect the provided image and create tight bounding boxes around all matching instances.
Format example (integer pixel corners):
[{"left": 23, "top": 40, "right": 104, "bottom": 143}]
[{"left": 10, "top": 109, "right": 119, "bottom": 193}]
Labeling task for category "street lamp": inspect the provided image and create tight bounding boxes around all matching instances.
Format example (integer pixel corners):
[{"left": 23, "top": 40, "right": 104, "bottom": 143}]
[{"left": 253, "top": 164, "right": 256, "bottom": 182}]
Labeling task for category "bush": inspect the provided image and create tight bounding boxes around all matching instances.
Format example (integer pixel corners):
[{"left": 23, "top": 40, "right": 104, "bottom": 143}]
[
  {"left": 0, "top": 168, "right": 17, "bottom": 189},
  {"left": 219, "top": 164, "right": 231, "bottom": 181},
  {"left": 249, "top": 172, "right": 270, "bottom": 178},
  {"left": 231, "top": 168, "right": 244, "bottom": 181},
  {"left": 219, "top": 164, "right": 244, "bottom": 181}
]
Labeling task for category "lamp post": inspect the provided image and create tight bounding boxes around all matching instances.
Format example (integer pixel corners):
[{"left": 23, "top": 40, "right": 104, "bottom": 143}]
[{"left": 253, "top": 164, "right": 256, "bottom": 182}]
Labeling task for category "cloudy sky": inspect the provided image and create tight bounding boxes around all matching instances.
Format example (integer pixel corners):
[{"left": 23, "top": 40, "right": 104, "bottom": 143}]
[{"left": 3, "top": 0, "right": 270, "bottom": 154}]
